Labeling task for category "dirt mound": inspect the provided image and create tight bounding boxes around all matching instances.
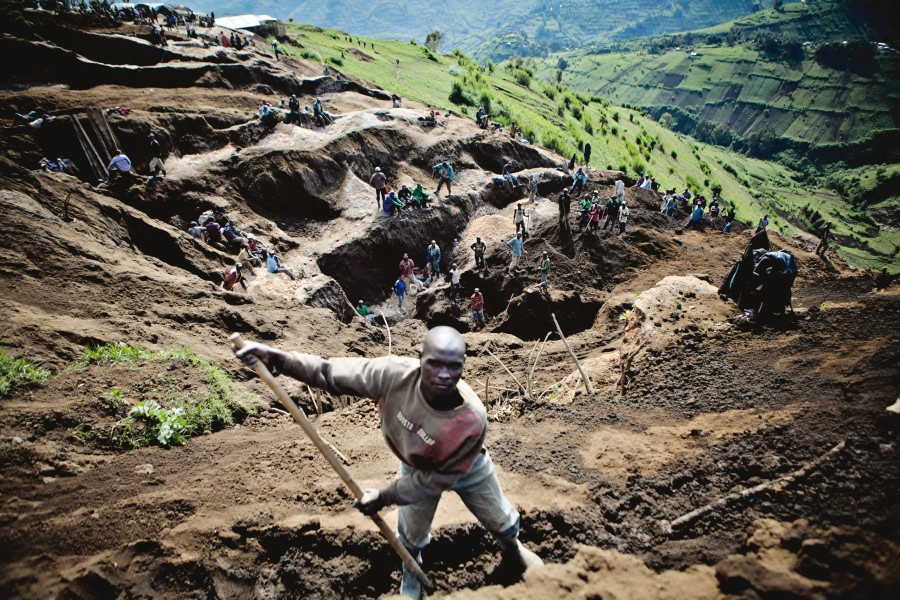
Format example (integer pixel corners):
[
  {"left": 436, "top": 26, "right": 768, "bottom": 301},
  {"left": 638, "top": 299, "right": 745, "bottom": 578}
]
[
  {"left": 445, "top": 518, "right": 900, "bottom": 599},
  {"left": 0, "top": 19, "right": 898, "bottom": 600}
]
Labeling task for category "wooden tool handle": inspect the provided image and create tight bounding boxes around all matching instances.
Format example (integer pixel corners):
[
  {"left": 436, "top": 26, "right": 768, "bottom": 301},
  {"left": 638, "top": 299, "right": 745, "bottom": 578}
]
[{"left": 229, "top": 334, "right": 434, "bottom": 592}]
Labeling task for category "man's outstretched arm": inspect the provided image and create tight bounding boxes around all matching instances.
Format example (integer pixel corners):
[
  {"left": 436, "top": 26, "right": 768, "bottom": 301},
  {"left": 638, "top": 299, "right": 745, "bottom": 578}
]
[{"left": 235, "top": 342, "right": 395, "bottom": 398}]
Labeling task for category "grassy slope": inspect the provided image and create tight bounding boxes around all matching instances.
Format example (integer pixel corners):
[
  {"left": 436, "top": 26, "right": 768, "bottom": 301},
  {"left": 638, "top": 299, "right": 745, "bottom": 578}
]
[
  {"left": 281, "top": 24, "right": 899, "bottom": 272},
  {"left": 468, "top": 0, "right": 756, "bottom": 60},
  {"left": 532, "top": 3, "right": 900, "bottom": 148},
  {"left": 696, "top": 0, "right": 888, "bottom": 39}
]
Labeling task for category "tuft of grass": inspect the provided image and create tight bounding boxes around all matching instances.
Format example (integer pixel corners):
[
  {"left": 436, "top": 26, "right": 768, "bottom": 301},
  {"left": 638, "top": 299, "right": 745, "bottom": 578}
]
[
  {"left": 72, "top": 342, "right": 150, "bottom": 369},
  {"left": 106, "top": 345, "right": 252, "bottom": 448},
  {"left": 106, "top": 387, "right": 126, "bottom": 410},
  {"left": 0, "top": 350, "right": 51, "bottom": 398},
  {"left": 67, "top": 425, "right": 94, "bottom": 446},
  {"left": 69, "top": 343, "right": 253, "bottom": 448}
]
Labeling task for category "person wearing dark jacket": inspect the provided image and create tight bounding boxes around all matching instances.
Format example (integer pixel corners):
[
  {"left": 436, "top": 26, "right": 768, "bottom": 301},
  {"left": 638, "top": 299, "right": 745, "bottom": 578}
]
[{"left": 370, "top": 167, "right": 387, "bottom": 210}]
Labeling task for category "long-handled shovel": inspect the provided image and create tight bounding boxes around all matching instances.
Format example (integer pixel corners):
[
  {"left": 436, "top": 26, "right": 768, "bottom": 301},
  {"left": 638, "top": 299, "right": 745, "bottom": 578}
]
[{"left": 229, "top": 333, "right": 435, "bottom": 593}]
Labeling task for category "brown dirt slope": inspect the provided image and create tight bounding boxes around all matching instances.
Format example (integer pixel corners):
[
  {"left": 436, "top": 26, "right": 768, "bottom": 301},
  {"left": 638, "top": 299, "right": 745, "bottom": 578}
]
[{"left": 1, "top": 15, "right": 898, "bottom": 600}]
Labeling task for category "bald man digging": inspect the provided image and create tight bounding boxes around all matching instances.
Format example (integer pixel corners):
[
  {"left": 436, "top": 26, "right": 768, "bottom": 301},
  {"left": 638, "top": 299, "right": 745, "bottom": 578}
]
[{"left": 235, "top": 326, "right": 543, "bottom": 598}]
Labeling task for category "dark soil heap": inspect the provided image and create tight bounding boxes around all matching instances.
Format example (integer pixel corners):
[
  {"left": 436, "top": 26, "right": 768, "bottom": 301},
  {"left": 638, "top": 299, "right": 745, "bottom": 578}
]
[{"left": 0, "top": 14, "right": 898, "bottom": 600}]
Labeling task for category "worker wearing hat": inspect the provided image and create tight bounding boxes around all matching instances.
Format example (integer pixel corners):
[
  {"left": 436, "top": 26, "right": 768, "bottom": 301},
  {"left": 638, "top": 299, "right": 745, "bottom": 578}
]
[
  {"left": 618, "top": 198, "right": 630, "bottom": 235},
  {"left": 470, "top": 287, "right": 485, "bottom": 329},
  {"left": 370, "top": 166, "right": 387, "bottom": 210}
]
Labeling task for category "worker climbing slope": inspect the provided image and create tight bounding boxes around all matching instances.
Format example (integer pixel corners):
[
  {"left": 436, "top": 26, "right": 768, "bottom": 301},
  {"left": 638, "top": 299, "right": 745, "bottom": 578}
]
[{"left": 234, "top": 327, "right": 543, "bottom": 599}]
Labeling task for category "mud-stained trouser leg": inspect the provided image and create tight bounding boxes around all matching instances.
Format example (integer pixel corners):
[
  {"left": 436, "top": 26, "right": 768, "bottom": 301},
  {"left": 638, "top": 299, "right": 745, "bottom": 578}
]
[
  {"left": 452, "top": 451, "right": 520, "bottom": 542},
  {"left": 396, "top": 453, "right": 519, "bottom": 598},
  {"left": 397, "top": 465, "right": 440, "bottom": 600}
]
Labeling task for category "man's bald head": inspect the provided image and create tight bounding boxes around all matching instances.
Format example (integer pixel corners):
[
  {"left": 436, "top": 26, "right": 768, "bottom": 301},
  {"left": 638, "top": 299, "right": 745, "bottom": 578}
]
[
  {"left": 419, "top": 327, "right": 466, "bottom": 406},
  {"left": 422, "top": 326, "right": 466, "bottom": 358}
]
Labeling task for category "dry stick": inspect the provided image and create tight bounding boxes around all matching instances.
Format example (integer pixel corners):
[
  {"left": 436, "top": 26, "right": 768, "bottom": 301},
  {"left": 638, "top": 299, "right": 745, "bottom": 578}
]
[
  {"left": 618, "top": 342, "right": 646, "bottom": 396},
  {"left": 474, "top": 378, "right": 518, "bottom": 394},
  {"left": 229, "top": 334, "right": 434, "bottom": 592},
  {"left": 476, "top": 339, "right": 493, "bottom": 357},
  {"left": 525, "top": 339, "right": 540, "bottom": 376},
  {"left": 527, "top": 332, "right": 552, "bottom": 401},
  {"left": 484, "top": 348, "right": 527, "bottom": 396},
  {"left": 658, "top": 440, "right": 847, "bottom": 535},
  {"left": 380, "top": 311, "right": 392, "bottom": 356},
  {"left": 551, "top": 313, "right": 593, "bottom": 395},
  {"left": 307, "top": 384, "right": 322, "bottom": 417},
  {"left": 342, "top": 295, "right": 363, "bottom": 322},
  {"left": 484, "top": 375, "right": 489, "bottom": 406}
]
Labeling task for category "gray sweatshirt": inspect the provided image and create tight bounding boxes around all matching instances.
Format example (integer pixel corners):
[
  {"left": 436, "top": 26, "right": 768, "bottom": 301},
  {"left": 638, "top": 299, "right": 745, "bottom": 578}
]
[{"left": 280, "top": 353, "right": 487, "bottom": 505}]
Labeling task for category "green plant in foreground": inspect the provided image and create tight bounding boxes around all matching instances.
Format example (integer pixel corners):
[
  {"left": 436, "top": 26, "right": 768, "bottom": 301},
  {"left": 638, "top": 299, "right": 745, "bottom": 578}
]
[
  {"left": 106, "top": 387, "right": 126, "bottom": 410},
  {"left": 67, "top": 424, "right": 94, "bottom": 446},
  {"left": 547, "top": 384, "right": 560, "bottom": 401},
  {"left": 122, "top": 399, "right": 188, "bottom": 446},
  {"left": 85, "top": 343, "right": 254, "bottom": 448},
  {"left": 71, "top": 342, "right": 150, "bottom": 369},
  {"left": 0, "top": 350, "right": 51, "bottom": 398}
]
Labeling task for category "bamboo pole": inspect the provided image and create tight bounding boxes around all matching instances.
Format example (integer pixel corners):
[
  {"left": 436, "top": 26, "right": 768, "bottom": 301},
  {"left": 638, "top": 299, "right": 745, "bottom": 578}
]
[
  {"left": 380, "top": 311, "right": 392, "bottom": 356},
  {"left": 525, "top": 339, "right": 540, "bottom": 374},
  {"left": 484, "top": 348, "right": 526, "bottom": 396},
  {"left": 551, "top": 313, "right": 593, "bottom": 395},
  {"left": 322, "top": 438, "right": 353, "bottom": 466},
  {"left": 229, "top": 334, "right": 433, "bottom": 592},
  {"left": 658, "top": 440, "right": 846, "bottom": 535},
  {"left": 527, "top": 332, "right": 552, "bottom": 401}
]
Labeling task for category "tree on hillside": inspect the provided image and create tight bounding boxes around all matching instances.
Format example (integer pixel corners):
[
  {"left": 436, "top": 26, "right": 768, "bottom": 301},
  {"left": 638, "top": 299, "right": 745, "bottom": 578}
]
[{"left": 425, "top": 31, "right": 444, "bottom": 53}]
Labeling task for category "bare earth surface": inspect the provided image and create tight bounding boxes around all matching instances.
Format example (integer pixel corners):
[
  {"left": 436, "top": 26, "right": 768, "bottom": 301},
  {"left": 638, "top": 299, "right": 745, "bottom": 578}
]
[{"left": 1, "top": 15, "right": 898, "bottom": 600}]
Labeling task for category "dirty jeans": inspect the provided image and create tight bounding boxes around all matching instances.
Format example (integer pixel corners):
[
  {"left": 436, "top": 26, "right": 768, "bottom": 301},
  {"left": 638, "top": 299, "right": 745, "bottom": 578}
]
[
  {"left": 515, "top": 220, "right": 527, "bottom": 236},
  {"left": 397, "top": 451, "right": 520, "bottom": 586}
]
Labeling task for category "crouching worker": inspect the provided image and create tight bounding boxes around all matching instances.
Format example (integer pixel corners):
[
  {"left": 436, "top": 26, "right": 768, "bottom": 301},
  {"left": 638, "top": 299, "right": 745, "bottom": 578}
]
[
  {"left": 233, "top": 326, "right": 544, "bottom": 599},
  {"left": 221, "top": 262, "right": 248, "bottom": 291}
]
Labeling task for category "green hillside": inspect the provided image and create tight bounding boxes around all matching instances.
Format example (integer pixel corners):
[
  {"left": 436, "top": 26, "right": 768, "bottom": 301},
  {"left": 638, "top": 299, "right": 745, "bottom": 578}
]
[
  {"left": 187, "top": 0, "right": 756, "bottom": 57},
  {"left": 697, "top": 0, "right": 899, "bottom": 40},
  {"left": 532, "top": 1, "right": 900, "bottom": 162},
  {"left": 281, "top": 23, "right": 898, "bottom": 272}
]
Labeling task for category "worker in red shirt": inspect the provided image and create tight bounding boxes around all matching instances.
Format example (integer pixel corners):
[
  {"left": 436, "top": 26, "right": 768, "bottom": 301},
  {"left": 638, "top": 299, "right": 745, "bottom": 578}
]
[{"left": 470, "top": 288, "right": 485, "bottom": 329}]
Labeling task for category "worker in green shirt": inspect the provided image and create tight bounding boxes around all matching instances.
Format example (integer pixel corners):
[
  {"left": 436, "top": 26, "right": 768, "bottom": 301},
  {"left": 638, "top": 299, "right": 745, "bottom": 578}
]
[
  {"left": 539, "top": 251, "right": 550, "bottom": 292},
  {"left": 356, "top": 300, "right": 369, "bottom": 316}
]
